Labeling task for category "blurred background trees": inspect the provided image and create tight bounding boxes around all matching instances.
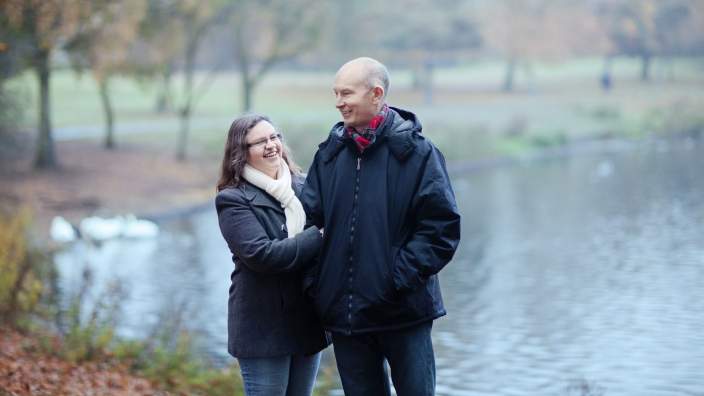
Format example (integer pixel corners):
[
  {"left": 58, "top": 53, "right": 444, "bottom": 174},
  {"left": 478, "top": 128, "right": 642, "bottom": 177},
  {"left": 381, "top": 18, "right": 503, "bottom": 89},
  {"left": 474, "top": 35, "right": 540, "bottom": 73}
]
[
  {"left": 593, "top": 0, "right": 703, "bottom": 81},
  {"left": 230, "top": 0, "right": 326, "bottom": 112},
  {"left": 1, "top": 0, "right": 702, "bottom": 168},
  {"left": 2, "top": 0, "right": 101, "bottom": 168},
  {"left": 64, "top": 0, "right": 147, "bottom": 150}
]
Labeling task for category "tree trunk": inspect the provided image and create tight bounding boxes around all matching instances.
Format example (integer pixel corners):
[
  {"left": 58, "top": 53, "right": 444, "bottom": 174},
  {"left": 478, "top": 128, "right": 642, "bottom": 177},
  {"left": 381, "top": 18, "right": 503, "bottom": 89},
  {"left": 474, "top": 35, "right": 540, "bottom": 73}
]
[
  {"left": 411, "top": 65, "right": 422, "bottom": 90},
  {"left": 177, "top": 41, "right": 197, "bottom": 161},
  {"left": 34, "top": 49, "right": 56, "bottom": 169},
  {"left": 3, "top": 257, "right": 33, "bottom": 322},
  {"left": 640, "top": 53, "right": 651, "bottom": 82},
  {"left": 238, "top": 42, "right": 254, "bottom": 112},
  {"left": 155, "top": 64, "right": 173, "bottom": 113},
  {"left": 98, "top": 78, "right": 115, "bottom": 150},
  {"left": 423, "top": 60, "right": 434, "bottom": 105},
  {"left": 234, "top": 23, "right": 255, "bottom": 113},
  {"left": 242, "top": 74, "right": 253, "bottom": 112},
  {"left": 177, "top": 106, "right": 190, "bottom": 161},
  {"left": 503, "top": 57, "right": 516, "bottom": 92}
]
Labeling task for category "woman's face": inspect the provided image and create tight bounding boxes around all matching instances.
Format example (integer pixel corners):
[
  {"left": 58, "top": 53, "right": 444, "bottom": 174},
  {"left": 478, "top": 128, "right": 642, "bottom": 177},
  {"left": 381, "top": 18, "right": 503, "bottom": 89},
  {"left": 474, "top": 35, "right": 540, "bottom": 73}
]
[{"left": 245, "top": 120, "right": 283, "bottom": 178}]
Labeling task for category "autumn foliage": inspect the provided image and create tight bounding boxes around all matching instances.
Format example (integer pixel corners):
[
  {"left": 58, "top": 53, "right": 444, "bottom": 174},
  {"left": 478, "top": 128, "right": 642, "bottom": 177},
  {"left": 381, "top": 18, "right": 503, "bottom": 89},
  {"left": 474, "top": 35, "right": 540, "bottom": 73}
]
[
  {"left": 0, "top": 210, "right": 244, "bottom": 395},
  {"left": 0, "top": 327, "right": 164, "bottom": 396},
  {"left": 0, "top": 209, "right": 45, "bottom": 326}
]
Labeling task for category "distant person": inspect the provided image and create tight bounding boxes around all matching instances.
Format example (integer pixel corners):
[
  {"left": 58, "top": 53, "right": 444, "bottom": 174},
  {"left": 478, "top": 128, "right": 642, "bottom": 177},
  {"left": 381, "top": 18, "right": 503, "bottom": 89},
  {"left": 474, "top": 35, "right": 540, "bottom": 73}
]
[
  {"left": 215, "top": 114, "right": 329, "bottom": 396},
  {"left": 301, "top": 57, "right": 461, "bottom": 396},
  {"left": 600, "top": 71, "right": 612, "bottom": 91}
]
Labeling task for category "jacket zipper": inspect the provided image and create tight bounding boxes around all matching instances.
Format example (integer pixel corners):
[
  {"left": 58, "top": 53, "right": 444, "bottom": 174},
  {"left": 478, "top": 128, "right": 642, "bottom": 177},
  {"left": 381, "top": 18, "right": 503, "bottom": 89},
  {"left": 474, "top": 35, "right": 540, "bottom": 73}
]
[{"left": 346, "top": 155, "right": 362, "bottom": 335}]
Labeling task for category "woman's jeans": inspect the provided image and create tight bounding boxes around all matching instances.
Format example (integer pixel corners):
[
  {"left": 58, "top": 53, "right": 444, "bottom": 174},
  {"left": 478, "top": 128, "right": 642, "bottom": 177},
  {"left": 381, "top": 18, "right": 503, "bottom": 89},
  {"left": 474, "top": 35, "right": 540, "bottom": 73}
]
[{"left": 237, "top": 352, "right": 321, "bottom": 396}]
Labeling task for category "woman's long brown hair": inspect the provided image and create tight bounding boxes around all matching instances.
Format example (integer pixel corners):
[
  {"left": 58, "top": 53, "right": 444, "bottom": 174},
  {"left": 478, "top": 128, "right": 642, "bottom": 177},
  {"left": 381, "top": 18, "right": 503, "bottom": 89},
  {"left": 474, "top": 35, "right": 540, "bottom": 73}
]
[{"left": 216, "top": 114, "right": 301, "bottom": 191}]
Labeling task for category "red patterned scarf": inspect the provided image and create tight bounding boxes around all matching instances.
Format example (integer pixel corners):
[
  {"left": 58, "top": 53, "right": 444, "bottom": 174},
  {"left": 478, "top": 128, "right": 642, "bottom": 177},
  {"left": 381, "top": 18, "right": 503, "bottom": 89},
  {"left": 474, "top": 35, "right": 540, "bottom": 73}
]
[{"left": 346, "top": 104, "right": 389, "bottom": 153}]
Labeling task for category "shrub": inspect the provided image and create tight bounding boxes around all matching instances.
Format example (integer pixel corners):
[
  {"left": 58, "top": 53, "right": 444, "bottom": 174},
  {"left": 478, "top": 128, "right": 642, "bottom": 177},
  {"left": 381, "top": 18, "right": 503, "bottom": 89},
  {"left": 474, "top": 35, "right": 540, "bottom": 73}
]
[
  {"left": 0, "top": 82, "right": 26, "bottom": 140},
  {"left": 0, "top": 209, "right": 48, "bottom": 328},
  {"left": 115, "top": 331, "right": 244, "bottom": 396},
  {"left": 52, "top": 266, "right": 126, "bottom": 363}
]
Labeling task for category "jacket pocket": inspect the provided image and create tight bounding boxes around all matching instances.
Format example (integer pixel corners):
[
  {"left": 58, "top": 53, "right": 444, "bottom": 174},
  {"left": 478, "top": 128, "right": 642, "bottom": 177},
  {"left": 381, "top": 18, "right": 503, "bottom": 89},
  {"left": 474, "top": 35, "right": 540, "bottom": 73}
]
[
  {"left": 389, "top": 245, "right": 423, "bottom": 293},
  {"left": 387, "top": 245, "right": 402, "bottom": 294}
]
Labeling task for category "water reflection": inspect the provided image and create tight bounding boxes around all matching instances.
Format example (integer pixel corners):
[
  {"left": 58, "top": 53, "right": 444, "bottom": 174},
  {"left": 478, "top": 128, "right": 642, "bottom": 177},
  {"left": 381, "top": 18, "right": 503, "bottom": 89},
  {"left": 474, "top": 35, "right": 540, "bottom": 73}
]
[
  {"left": 55, "top": 138, "right": 704, "bottom": 395},
  {"left": 436, "top": 138, "right": 704, "bottom": 395}
]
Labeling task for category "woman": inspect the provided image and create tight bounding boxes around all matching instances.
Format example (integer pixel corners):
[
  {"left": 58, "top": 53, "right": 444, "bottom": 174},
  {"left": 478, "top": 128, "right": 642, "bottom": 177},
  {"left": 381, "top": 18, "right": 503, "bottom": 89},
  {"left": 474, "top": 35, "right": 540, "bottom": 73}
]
[{"left": 215, "top": 114, "right": 329, "bottom": 396}]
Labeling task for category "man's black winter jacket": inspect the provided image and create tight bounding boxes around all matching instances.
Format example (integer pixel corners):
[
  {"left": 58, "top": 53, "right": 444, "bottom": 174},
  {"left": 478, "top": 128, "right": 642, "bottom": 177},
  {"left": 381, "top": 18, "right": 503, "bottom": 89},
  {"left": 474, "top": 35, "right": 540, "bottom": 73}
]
[{"left": 301, "top": 106, "right": 461, "bottom": 335}]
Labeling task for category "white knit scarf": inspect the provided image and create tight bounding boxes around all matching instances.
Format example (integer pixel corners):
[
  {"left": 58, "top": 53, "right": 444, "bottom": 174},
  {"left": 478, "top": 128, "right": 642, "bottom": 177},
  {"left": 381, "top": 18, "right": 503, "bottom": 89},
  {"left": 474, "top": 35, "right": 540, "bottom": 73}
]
[{"left": 242, "top": 160, "right": 306, "bottom": 237}]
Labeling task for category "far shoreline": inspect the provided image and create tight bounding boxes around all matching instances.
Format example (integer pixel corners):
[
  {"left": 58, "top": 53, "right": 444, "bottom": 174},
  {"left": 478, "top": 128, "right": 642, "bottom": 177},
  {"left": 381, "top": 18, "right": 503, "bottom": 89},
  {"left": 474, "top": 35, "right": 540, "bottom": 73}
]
[
  {"left": 136, "top": 132, "right": 703, "bottom": 226},
  {"left": 1, "top": 131, "right": 700, "bottom": 240}
]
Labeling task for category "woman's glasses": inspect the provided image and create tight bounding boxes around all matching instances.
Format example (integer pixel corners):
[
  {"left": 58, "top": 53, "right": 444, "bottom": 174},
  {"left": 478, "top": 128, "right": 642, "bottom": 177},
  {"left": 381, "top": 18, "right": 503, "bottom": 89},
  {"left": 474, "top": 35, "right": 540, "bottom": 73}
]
[{"left": 247, "top": 133, "right": 282, "bottom": 149}]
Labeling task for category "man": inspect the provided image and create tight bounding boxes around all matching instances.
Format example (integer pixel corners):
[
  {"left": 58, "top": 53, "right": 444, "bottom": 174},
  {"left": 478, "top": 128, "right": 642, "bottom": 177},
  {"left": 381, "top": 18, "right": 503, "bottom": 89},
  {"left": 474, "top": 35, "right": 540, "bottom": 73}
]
[{"left": 301, "top": 57, "right": 460, "bottom": 396}]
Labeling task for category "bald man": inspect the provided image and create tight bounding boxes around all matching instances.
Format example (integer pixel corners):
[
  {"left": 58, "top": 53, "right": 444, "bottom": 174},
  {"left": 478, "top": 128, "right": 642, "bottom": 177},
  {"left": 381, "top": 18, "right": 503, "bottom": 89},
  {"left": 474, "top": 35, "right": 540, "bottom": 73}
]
[{"left": 301, "top": 58, "right": 461, "bottom": 395}]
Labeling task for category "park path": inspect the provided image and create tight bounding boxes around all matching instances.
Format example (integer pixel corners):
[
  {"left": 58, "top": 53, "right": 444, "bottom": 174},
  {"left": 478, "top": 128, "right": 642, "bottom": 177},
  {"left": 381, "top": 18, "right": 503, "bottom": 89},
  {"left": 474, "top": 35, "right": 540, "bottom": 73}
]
[{"left": 54, "top": 116, "right": 233, "bottom": 141}]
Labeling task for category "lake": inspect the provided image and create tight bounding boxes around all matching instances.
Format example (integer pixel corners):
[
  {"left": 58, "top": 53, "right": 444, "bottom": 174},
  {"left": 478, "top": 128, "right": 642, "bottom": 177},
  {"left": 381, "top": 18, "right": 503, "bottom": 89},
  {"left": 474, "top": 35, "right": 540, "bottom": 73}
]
[{"left": 55, "top": 137, "right": 704, "bottom": 395}]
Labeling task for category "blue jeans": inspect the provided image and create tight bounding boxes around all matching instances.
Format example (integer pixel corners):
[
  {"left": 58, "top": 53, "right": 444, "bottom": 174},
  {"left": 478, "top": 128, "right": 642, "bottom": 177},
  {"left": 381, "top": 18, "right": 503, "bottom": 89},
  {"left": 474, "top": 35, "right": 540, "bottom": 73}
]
[
  {"left": 331, "top": 321, "right": 435, "bottom": 396},
  {"left": 237, "top": 353, "right": 321, "bottom": 396}
]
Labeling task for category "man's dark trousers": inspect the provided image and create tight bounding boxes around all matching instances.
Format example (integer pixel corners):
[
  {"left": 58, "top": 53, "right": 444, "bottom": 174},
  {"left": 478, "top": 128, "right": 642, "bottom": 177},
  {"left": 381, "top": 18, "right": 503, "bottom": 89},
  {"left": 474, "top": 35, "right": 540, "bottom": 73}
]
[{"left": 331, "top": 321, "right": 435, "bottom": 396}]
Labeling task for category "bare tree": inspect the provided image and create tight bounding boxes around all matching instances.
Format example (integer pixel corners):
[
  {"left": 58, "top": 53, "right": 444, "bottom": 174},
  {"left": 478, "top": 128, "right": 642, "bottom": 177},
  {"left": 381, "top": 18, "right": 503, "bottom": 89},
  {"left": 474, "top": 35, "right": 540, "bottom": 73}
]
[
  {"left": 137, "top": 1, "right": 186, "bottom": 114},
  {"left": 133, "top": 0, "right": 230, "bottom": 161},
  {"left": 380, "top": 0, "right": 482, "bottom": 104},
  {"left": 230, "top": 0, "right": 326, "bottom": 111},
  {"left": 593, "top": 0, "right": 698, "bottom": 81},
  {"left": 2, "top": 0, "right": 99, "bottom": 169},
  {"left": 65, "top": 0, "right": 147, "bottom": 150},
  {"left": 483, "top": 0, "right": 609, "bottom": 91}
]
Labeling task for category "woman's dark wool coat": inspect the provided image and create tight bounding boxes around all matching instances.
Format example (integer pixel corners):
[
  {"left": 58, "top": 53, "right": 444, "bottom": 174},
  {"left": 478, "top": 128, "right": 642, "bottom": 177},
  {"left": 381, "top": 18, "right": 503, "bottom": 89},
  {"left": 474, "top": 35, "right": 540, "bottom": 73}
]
[{"left": 215, "top": 177, "right": 329, "bottom": 358}]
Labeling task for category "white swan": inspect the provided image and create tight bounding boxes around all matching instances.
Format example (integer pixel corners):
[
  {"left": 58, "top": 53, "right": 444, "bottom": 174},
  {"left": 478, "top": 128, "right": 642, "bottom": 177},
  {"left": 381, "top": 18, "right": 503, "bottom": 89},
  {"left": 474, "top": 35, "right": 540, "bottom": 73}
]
[
  {"left": 79, "top": 216, "right": 125, "bottom": 242},
  {"left": 50, "top": 216, "right": 77, "bottom": 243},
  {"left": 122, "top": 215, "right": 159, "bottom": 239}
]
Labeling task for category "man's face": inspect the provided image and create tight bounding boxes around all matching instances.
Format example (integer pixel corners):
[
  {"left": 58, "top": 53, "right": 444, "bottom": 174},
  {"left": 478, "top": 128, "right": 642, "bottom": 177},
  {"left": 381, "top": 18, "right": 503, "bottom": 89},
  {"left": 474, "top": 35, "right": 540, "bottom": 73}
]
[{"left": 333, "top": 68, "right": 380, "bottom": 130}]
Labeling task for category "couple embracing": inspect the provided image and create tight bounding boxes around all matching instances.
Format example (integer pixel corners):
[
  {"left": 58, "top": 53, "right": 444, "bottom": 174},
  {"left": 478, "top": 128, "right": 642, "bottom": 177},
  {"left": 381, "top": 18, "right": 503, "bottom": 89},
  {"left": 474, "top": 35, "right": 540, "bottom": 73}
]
[{"left": 215, "top": 57, "right": 461, "bottom": 396}]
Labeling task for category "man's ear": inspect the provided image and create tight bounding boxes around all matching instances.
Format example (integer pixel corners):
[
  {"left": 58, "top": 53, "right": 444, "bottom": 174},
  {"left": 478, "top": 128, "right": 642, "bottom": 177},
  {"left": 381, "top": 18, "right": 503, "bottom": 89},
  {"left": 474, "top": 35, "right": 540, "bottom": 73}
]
[{"left": 371, "top": 86, "right": 385, "bottom": 104}]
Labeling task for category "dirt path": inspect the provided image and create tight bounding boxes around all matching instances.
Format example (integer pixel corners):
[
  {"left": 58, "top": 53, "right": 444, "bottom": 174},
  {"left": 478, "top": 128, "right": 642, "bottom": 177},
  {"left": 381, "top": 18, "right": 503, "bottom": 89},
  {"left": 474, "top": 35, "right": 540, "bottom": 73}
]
[{"left": 0, "top": 138, "right": 218, "bottom": 239}]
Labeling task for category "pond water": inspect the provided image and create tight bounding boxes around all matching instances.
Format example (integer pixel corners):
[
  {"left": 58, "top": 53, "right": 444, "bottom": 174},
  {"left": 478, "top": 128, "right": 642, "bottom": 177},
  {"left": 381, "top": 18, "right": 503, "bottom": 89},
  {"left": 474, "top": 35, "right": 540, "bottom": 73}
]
[{"left": 55, "top": 137, "right": 704, "bottom": 395}]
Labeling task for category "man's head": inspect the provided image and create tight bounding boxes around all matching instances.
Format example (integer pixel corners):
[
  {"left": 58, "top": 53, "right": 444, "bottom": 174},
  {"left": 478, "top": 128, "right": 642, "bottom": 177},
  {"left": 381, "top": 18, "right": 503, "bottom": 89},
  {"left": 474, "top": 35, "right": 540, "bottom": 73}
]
[{"left": 333, "top": 57, "right": 389, "bottom": 130}]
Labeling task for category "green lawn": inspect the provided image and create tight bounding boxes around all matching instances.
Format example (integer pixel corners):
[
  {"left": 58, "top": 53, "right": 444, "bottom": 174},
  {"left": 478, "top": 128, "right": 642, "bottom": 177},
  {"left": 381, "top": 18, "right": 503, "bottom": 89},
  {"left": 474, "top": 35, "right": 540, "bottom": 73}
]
[{"left": 7, "top": 57, "right": 704, "bottom": 167}]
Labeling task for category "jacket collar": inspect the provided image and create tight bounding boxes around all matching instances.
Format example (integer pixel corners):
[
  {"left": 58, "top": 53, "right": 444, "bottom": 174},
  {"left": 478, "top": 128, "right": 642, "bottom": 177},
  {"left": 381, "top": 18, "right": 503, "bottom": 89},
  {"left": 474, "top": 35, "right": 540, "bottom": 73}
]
[
  {"left": 320, "top": 106, "right": 421, "bottom": 164},
  {"left": 241, "top": 182, "right": 283, "bottom": 213}
]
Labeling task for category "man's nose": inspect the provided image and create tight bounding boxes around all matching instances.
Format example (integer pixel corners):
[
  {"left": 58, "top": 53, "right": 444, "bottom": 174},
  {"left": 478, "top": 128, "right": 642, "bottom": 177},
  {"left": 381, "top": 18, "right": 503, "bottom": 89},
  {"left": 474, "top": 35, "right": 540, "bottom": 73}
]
[{"left": 335, "top": 96, "right": 344, "bottom": 108}]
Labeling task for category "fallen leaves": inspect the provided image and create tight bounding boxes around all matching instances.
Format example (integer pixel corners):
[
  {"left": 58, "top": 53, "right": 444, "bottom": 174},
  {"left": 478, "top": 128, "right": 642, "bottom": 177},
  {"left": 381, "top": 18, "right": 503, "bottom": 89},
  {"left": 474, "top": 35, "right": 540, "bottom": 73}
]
[{"left": 0, "top": 327, "right": 168, "bottom": 396}]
